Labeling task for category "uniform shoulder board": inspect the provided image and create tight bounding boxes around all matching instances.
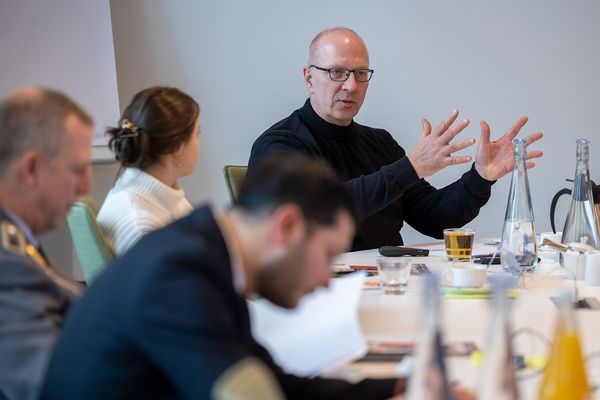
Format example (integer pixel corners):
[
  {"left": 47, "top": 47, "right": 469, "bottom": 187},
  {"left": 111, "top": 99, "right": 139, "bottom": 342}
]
[{"left": 0, "top": 221, "right": 27, "bottom": 256}]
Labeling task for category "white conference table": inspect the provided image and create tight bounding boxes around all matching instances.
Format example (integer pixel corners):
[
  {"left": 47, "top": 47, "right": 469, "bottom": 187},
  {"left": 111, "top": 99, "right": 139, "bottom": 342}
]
[{"left": 330, "top": 240, "right": 600, "bottom": 399}]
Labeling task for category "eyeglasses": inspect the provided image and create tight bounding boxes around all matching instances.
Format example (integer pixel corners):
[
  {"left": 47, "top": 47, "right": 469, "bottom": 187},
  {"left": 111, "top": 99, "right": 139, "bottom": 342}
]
[{"left": 309, "top": 65, "right": 374, "bottom": 82}]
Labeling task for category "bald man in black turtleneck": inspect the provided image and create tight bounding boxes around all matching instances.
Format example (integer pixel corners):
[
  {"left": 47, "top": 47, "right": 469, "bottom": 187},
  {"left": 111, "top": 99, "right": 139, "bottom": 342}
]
[{"left": 249, "top": 27, "right": 543, "bottom": 251}]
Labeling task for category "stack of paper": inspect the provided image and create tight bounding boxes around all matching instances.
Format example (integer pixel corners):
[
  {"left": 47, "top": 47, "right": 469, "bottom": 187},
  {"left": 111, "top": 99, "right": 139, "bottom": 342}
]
[{"left": 249, "top": 272, "right": 367, "bottom": 377}]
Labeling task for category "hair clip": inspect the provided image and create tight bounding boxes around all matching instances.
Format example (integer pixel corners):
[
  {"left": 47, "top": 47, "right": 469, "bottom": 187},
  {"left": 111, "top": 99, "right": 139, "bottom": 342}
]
[{"left": 120, "top": 119, "right": 139, "bottom": 138}]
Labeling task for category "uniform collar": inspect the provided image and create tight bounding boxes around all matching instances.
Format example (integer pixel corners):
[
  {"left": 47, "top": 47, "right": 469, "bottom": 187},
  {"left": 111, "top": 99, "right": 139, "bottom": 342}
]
[{"left": 0, "top": 206, "right": 38, "bottom": 248}]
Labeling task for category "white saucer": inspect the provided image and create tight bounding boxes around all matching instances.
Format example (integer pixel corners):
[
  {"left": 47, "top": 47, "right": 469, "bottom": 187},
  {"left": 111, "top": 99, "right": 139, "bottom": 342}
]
[{"left": 442, "top": 282, "right": 491, "bottom": 292}]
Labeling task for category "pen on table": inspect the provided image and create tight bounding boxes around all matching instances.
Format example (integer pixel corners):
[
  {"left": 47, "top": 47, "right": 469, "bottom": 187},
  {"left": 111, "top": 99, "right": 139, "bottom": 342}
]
[
  {"left": 332, "top": 264, "right": 378, "bottom": 277},
  {"left": 349, "top": 265, "right": 378, "bottom": 271},
  {"left": 331, "top": 263, "right": 378, "bottom": 270}
]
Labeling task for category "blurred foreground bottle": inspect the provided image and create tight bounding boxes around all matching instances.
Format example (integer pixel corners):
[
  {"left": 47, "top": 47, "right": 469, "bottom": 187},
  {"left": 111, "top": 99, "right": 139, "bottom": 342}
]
[
  {"left": 561, "top": 138, "right": 600, "bottom": 250},
  {"left": 407, "top": 274, "right": 452, "bottom": 400},
  {"left": 500, "top": 138, "right": 538, "bottom": 272},
  {"left": 478, "top": 279, "right": 518, "bottom": 400},
  {"left": 538, "top": 291, "right": 590, "bottom": 400}
]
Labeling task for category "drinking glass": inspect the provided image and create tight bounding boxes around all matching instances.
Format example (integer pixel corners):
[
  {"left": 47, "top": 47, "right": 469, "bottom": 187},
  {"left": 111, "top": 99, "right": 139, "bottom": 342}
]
[
  {"left": 376, "top": 257, "right": 410, "bottom": 294},
  {"left": 443, "top": 228, "right": 475, "bottom": 261}
]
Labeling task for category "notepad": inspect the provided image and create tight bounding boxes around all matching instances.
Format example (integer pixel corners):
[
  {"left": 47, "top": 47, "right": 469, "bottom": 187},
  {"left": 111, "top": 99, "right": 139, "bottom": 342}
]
[{"left": 444, "top": 287, "right": 518, "bottom": 299}]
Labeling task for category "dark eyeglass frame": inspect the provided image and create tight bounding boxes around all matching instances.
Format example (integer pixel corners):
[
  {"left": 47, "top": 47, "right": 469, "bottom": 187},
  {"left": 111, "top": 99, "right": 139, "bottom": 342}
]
[{"left": 309, "top": 65, "right": 374, "bottom": 82}]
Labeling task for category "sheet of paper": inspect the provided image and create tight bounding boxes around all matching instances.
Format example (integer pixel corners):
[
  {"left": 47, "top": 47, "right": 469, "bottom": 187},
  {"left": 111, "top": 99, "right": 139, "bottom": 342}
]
[{"left": 249, "top": 272, "right": 367, "bottom": 377}]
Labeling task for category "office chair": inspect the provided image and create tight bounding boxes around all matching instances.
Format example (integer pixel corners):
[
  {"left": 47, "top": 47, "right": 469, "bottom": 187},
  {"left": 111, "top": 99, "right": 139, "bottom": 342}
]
[
  {"left": 223, "top": 165, "right": 247, "bottom": 204},
  {"left": 66, "top": 194, "right": 114, "bottom": 284}
]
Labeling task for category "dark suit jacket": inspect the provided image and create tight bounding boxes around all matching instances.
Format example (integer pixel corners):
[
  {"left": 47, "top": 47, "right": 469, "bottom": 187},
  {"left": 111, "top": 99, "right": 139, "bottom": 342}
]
[
  {"left": 42, "top": 206, "right": 395, "bottom": 399},
  {"left": 0, "top": 209, "right": 78, "bottom": 400}
]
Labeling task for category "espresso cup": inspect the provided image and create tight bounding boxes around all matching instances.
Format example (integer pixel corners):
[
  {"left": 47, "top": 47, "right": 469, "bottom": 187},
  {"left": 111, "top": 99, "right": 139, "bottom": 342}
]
[
  {"left": 443, "top": 262, "right": 487, "bottom": 288},
  {"left": 443, "top": 228, "right": 475, "bottom": 261},
  {"left": 539, "top": 231, "right": 562, "bottom": 245},
  {"left": 539, "top": 231, "right": 562, "bottom": 263}
]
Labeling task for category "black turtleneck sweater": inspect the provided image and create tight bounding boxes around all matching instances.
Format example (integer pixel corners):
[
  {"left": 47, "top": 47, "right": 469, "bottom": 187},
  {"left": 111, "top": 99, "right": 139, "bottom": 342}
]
[{"left": 249, "top": 99, "right": 494, "bottom": 251}]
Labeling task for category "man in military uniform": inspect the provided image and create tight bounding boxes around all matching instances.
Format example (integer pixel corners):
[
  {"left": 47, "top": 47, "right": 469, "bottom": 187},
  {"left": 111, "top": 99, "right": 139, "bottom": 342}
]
[{"left": 0, "top": 88, "right": 93, "bottom": 399}]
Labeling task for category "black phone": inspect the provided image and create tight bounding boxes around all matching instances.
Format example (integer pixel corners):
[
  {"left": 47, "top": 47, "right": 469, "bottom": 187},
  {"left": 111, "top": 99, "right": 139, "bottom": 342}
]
[{"left": 378, "top": 246, "right": 429, "bottom": 257}]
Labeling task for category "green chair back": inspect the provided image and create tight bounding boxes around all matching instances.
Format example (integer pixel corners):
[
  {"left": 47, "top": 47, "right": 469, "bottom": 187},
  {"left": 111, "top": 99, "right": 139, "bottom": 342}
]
[
  {"left": 223, "top": 165, "right": 247, "bottom": 204},
  {"left": 66, "top": 195, "right": 114, "bottom": 284}
]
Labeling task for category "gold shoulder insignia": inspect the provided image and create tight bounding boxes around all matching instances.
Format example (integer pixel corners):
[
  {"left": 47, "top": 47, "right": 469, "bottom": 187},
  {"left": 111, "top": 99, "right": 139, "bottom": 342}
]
[
  {"left": 0, "top": 221, "right": 27, "bottom": 256},
  {"left": 26, "top": 244, "right": 49, "bottom": 268}
]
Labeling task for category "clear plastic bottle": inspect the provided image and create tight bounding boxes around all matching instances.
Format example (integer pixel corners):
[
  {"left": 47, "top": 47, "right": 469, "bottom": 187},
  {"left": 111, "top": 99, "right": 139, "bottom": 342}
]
[
  {"left": 407, "top": 274, "right": 452, "bottom": 400},
  {"left": 561, "top": 139, "right": 600, "bottom": 250},
  {"left": 500, "top": 138, "right": 538, "bottom": 271},
  {"left": 478, "top": 278, "right": 518, "bottom": 400},
  {"left": 538, "top": 291, "right": 590, "bottom": 400}
]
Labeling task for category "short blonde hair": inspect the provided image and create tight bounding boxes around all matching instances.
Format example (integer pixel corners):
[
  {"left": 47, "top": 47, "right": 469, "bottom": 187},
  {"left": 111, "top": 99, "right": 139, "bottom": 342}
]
[{"left": 0, "top": 88, "right": 93, "bottom": 176}]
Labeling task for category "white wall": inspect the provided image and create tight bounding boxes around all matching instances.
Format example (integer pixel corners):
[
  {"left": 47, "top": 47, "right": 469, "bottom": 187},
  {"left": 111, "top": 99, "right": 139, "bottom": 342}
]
[
  {"left": 109, "top": 0, "right": 600, "bottom": 244},
  {"left": 0, "top": 0, "right": 120, "bottom": 277}
]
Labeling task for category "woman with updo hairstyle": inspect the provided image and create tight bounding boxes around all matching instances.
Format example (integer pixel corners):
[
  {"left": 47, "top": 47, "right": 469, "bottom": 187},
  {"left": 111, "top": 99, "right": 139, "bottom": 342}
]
[{"left": 97, "top": 86, "right": 200, "bottom": 254}]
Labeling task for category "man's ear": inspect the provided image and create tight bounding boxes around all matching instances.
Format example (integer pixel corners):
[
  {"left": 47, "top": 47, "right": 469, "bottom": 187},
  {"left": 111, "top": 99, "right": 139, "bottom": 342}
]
[
  {"left": 17, "top": 151, "right": 42, "bottom": 187},
  {"left": 303, "top": 66, "right": 314, "bottom": 94},
  {"left": 269, "top": 203, "right": 306, "bottom": 247}
]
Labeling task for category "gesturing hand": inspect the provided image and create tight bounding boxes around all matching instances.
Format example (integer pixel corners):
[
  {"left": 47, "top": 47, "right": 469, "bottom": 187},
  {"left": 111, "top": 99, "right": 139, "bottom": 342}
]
[
  {"left": 474, "top": 116, "right": 544, "bottom": 181},
  {"left": 407, "top": 110, "right": 475, "bottom": 179}
]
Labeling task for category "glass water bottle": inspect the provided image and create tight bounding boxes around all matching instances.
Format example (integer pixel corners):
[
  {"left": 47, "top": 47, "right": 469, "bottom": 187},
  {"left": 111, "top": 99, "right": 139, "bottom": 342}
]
[
  {"left": 500, "top": 138, "right": 538, "bottom": 271},
  {"left": 561, "top": 138, "right": 600, "bottom": 250}
]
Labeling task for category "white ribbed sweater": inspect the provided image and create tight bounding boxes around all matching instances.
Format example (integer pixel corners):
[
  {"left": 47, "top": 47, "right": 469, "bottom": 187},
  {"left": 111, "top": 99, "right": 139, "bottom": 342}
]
[{"left": 97, "top": 168, "right": 193, "bottom": 255}]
